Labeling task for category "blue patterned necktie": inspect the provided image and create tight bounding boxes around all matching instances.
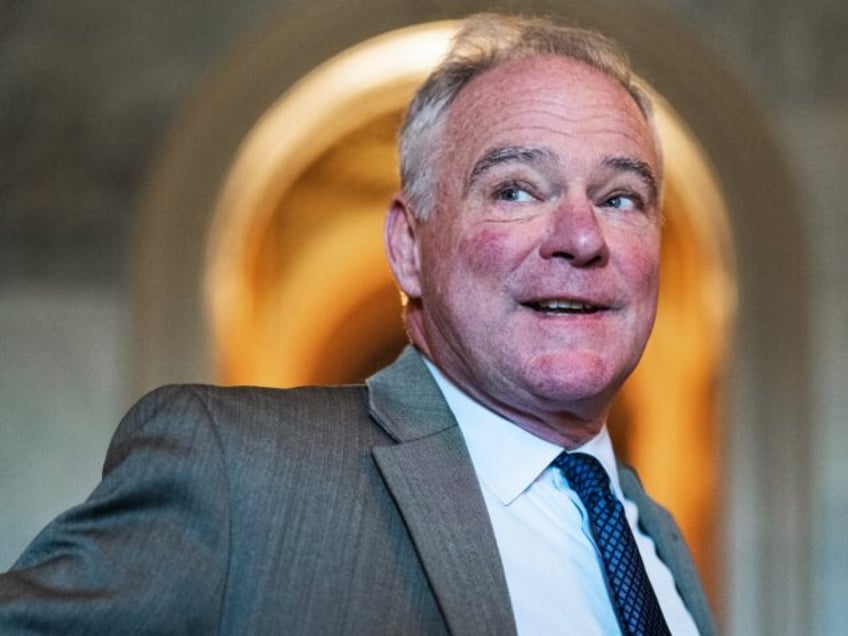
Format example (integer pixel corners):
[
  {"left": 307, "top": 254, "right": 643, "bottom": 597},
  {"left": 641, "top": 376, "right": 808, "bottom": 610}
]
[{"left": 553, "top": 452, "right": 671, "bottom": 636}]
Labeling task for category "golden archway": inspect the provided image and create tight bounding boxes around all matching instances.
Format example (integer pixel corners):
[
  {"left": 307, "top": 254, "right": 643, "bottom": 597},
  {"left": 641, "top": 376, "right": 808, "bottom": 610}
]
[{"left": 205, "top": 22, "right": 735, "bottom": 594}]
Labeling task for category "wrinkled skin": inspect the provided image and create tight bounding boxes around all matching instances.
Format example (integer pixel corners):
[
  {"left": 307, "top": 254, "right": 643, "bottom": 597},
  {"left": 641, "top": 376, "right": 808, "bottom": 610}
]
[{"left": 386, "top": 56, "right": 662, "bottom": 448}]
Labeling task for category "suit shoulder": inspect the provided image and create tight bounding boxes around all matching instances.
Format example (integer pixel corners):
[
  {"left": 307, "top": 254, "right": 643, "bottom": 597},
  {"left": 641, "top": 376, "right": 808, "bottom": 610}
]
[
  {"left": 188, "top": 383, "right": 370, "bottom": 423},
  {"left": 113, "top": 383, "right": 374, "bottom": 458},
  {"left": 128, "top": 383, "right": 368, "bottom": 420}
]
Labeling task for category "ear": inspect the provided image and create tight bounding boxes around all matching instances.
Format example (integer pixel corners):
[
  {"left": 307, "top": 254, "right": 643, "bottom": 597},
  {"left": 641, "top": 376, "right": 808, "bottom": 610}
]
[{"left": 384, "top": 193, "right": 423, "bottom": 299}]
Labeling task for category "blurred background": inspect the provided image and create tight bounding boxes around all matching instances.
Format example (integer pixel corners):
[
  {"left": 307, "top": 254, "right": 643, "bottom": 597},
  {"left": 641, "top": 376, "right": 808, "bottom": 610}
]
[{"left": 1, "top": 1, "right": 845, "bottom": 634}]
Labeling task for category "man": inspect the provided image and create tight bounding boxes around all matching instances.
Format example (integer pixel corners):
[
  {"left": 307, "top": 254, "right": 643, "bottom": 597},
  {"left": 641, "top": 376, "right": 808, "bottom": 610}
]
[{"left": 0, "top": 13, "right": 716, "bottom": 635}]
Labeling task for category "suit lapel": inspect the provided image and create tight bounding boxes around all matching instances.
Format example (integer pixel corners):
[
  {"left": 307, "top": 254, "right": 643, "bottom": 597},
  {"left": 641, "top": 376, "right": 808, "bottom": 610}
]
[
  {"left": 367, "top": 348, "right": 516, "bottom": 636},
  {"left": 620, "top": 467, "right": 718, "bottom": 636}
]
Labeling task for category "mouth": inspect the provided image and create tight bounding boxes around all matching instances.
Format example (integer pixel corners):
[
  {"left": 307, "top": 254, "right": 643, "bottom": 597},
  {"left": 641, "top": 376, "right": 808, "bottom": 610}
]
[{"left": 521, "top": 298, "right": 609, "bottom": 315}]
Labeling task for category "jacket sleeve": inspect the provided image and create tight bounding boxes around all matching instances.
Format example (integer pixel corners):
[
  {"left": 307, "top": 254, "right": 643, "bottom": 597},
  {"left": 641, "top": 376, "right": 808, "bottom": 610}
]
[{"left": 0, "top": 385, "right": 231, "bottom": 635}]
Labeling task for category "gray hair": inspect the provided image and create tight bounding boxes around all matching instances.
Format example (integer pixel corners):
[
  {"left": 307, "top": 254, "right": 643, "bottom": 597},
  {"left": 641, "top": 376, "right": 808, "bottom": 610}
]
[{"left": 398, "top": 13, "right": 657, "bottom": 220}]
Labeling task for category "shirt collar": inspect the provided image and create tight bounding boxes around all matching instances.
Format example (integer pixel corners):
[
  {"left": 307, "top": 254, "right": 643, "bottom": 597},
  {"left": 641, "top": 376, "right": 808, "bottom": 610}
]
[{"left": 423, "top": 359, "right": 624, "bottom": 505}]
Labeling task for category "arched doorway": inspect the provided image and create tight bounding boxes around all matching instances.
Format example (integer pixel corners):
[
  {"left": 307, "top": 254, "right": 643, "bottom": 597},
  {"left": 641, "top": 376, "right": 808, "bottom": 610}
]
[{"left": 203, "top": 21, "right": 735, "bottom": 599}]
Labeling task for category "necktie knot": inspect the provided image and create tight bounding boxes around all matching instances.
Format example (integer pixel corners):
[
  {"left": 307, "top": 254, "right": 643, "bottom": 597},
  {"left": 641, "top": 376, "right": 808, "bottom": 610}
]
[{"left": 553, "top": 451, "right": 611, "bottom": 499}]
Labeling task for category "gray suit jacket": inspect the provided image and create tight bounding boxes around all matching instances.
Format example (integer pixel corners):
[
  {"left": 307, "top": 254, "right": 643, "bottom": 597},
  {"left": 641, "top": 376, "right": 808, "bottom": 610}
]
[{"left": 0, "top": 347, "right": 716, "bottom": 634}]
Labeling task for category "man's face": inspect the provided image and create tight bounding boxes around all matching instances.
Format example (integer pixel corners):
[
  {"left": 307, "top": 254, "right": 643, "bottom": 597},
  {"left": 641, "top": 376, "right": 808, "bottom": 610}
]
[{"left": 389, "top": 55, "right": 662, "bottom": 434}]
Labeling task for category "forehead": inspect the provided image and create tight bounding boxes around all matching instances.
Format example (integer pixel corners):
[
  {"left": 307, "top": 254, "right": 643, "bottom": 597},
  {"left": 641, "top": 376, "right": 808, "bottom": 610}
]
[{"left": 440, "top": 55, "right": 657, "bottom": 175}]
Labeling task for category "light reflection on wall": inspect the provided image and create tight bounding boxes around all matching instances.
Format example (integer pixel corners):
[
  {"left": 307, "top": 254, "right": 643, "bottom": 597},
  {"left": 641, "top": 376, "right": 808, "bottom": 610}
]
[{"left": 205, "top": 22, "right": 735, "bottom": 596}]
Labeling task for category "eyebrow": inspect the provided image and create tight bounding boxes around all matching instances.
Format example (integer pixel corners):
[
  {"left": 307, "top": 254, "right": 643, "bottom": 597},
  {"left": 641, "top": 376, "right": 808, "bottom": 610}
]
[
  {"left": 602, "top": 156, "right": 659, "bottom": 205},
  {"left": 465, "top": 145, "right": 557, "bottom": 192}
]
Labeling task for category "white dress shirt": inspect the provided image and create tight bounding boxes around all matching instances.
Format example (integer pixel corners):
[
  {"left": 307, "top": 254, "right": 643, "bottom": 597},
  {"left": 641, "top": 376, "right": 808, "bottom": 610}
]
[{"left": 425, "top": 360, "right": 699, "bottom": 635}]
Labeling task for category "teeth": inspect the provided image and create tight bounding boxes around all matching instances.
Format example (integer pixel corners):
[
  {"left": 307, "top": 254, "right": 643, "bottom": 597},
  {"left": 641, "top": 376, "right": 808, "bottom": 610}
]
[
  {"left": 536, "top": 299, "right": 595, "bottom": 311},
  {"left": 539, "top": 300, "right": 590, "bottom": 309}
]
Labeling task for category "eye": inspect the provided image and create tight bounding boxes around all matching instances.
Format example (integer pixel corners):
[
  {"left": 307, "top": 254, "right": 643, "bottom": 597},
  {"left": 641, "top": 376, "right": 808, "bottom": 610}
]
[
  {"left": 494, "top": 184, "right": 535, "bottom": 203},
  {"left": 602, "top": 193, "right": 642, "bottom": 212}
]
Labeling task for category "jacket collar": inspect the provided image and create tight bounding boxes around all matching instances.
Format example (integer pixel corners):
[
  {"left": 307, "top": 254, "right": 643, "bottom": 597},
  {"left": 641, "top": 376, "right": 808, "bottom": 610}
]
[
  {"left": 620, "top": 468, "right": 718, "bottom": 636},
  {"left": 366, "top": 345, "right": 456, "bottom": 442}
]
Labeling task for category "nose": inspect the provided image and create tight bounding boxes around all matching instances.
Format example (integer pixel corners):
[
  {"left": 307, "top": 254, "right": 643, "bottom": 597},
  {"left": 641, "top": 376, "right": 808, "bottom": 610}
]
[{"left": 539, "top": 197, "right": 609, "bottom": 267}]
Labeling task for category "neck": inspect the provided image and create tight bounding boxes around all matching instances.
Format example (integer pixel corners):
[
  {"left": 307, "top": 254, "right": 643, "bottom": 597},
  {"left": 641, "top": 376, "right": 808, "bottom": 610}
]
[{"left": 416, "top": 344, "right": 609, "bottom": 450}]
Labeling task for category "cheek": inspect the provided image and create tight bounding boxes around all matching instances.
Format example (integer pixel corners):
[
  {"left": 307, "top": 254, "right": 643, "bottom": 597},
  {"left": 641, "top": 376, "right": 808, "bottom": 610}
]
[
  {"left": 633, "top": 248, "right": 660, "bottom": 287},
  {"left": 457, "top": 225, "right": 525, "bottom": 276},
  {"left": 615, "top": 228, "right": 661, "bottom": 285}
]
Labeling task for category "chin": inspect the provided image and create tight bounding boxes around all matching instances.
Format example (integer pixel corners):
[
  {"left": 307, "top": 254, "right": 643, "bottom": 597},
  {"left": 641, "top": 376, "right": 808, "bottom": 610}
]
[{"left": 520, "top": 352, "right": 629, "bottom": 408}]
